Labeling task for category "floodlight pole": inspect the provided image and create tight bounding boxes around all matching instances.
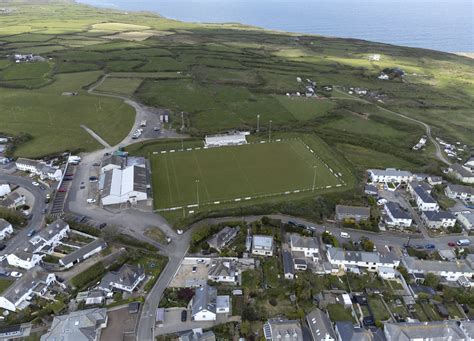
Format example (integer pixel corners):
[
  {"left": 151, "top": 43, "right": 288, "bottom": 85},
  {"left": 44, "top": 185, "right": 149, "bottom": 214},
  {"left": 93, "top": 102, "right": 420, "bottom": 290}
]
[
  {"left": 181, "top": 111, "right": 185, "bottom": 130},
  {"left": 312, "top": 166, "right": 317, "bottom": 191},
  {"left": 268, "top": 120, "right": 272, "bottom": 142},
  {"left": 256, "top": 114, "right": 260, "bottom": 132},
  {"left": 196, "top": 179, "right": 200, "bottom": 206}
]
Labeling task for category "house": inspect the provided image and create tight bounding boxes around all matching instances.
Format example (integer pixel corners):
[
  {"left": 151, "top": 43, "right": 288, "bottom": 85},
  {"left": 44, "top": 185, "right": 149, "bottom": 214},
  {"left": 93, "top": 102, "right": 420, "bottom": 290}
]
[
  {"left": 306, "top": 308, "right": 336, "bottom": 341},
  {"left": 192, "top": 285, "right": 217, "bottom": 321},
  {"left": 7, "top": 248, "right": 43, "bottom": 270},
  {"left": 334, "top": 322, "right": 381, "bottom": 341},
  {"left": 0, "top": 191, "right": 25, "bottom": 209},
  {"left": 384, "top": 202, "right": 412, "bottom": 228},
  {"left": 283, "top": 250, "right": 295, "bottom": 280},
  {"left": 367, "top": 168, "right": 413, "bottom": 183},
  {"left": 85, "top": 290, "right": 105, "bottom": 306},
  {"left": 263, "top": 318, "right": 303, "bottom": 341},
  {"left": 40, "top": 308, "right": 107, "bottom": 341},
  {"left": 403, "top": 255, "right": 474, "bottom": 282},
  {"left": 216, "top": 295, "right": 230, "bottom": 314},
  {"left": 335, "top": 205, "right": 370, "bottom": 222},
  {"left": 100, "top": 154, "right": 124, "bottom": 173},
  {"left": 377, "top": 266, "right": 396, "bottom": 279},
  {"left": 15, "top": 158, "right": 62, "bottom": 181},
  {"left": 327, "top": 248, "right": 399, "bottom": 272},
  {"left": 0, "top": 184, "right": 10, "bottom": 197},
  {"left": 0, "top": 218, "right": 13, "bottom": 240},
  {"left": 445, "top": 184, "right": 474, "bottom": 202},
  {"left": 427, "top": 176, "right": 443, "bottom": 186},
  {"left": 29, "top": 219, "right": 70, "bottom": 254},
  {"left": 0, "top": 268, "right": 56, "bottom": 311},
  {"left": 208, "top": 258, "right": 238, "bottom": 283},
  {"left": 294, "top": 258, "right": 307, "bottom": 271},
  {"left": 384, "top": 321, "right": 474, "bottom": 341},
  {"left": 206, "top": 226, "right": 240, "bottom": 252},
  {"left": 364, "top": 184, "right": 378, "bottom": 196},
  {"left": 448, "top": 164, "right": 474, "bottom": 184},
  {"left": 252, "top": 235, "right": 273, "bottom": 256},
  {"left": 100, "top": 165, "right": 148, "bottom": 206},
  {"left": 59, "top": 238, "right": 107, "bottom": 269},
  {"left": 290, "top": 233, "right": 319, "bottom": 258},
  {"left": 464, "top": 157, "right": 474, "bottom": 172},
  {"left": 179, "top": 329, "right": 216, "bottom": 341},
  {"left": 98, "top": 264, "right": 145, "bottom": 293},
  {"left": 204, "top": 132, "right": 248, "bottom": 147},
  {"left": 457, "top": 212, "right": 474, "bottom": 231},
  {"left": 410, "top": 184, "right": 439, "bottom": 211},
  {"left": 422, "top": 210, "right": 456, "bottom": 229}
]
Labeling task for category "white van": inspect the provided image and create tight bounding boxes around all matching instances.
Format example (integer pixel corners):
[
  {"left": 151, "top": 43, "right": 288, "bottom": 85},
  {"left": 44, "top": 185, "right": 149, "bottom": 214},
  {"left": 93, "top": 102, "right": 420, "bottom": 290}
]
[
  {"left": 457, "top": 239, "right": 470, "bottom": 246},
  {"left": 340, "top": 232, "right": 351, "bottom": 239}
]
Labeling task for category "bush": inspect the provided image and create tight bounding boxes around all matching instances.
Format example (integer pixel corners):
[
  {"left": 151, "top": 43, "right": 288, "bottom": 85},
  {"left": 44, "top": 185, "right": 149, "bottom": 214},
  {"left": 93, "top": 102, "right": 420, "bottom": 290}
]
[
  {"left": 71, "top": 262, "right": 105, "bottom": 290},
  {"left": 0, "top": 208, "right": 27, "bottom": 227},
  {"left": 66, "top": 220, "right": 101, "bottom": 237}
]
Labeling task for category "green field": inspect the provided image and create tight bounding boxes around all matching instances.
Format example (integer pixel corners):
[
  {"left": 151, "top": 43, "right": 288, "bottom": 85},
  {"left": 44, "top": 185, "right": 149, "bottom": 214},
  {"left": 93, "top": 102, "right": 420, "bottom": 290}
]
[{"left": 152, "top": 139, "right": 342, "bottom": 209}]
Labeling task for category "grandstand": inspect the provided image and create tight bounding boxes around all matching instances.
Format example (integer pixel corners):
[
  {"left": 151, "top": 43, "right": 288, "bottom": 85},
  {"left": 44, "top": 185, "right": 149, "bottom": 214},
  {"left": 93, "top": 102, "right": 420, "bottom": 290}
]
[{"left": 204, "top": 132, "right": 248, "bottom": 147}]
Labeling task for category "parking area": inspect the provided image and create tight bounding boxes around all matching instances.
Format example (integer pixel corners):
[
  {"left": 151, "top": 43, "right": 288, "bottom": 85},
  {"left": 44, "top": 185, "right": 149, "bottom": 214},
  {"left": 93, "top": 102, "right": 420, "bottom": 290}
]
[
  {"left": 100, "top": 307, "right": 138, "bottom": 341},
  {"left": 169, "top": 258, "right": 211, "bottom": 288}
]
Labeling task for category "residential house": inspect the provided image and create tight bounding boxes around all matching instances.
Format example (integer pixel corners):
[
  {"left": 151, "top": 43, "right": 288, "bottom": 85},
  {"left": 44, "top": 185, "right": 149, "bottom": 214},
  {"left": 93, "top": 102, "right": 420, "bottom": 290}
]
[
  {"left": 364, "top": 184, "right": 378, "bottom": 196},
  {"left": 29, "top": 219, "right": 69, "bottom": 254},
  {"left": 192, "top": 285, "right": 217, "bottom": 321},
  {"left": 457, "top": 212, "right": 474, "bottom": 231},
  {"left": 0, "top": 218, "right": 13, "bottom": 240},
  {"left": 448, "top": 164, "right": 474, "bottom": 184},
  {"left": 216, "top": 295, "right": 230, "bottom": 314},
  {"left": 384, "top": 320, "right": 474, "bottom": 341},
  {"left": 0, "top": 268, "right": 56, "bottom": 311},
  {"left": 334, "top": 322, "right": 383, "bottom": 341},
  {"left": 100, "top": 154, "right": 124, "bottom": 173},
  {"left": 98, "top": 264, "right": 145, "bottom": 293},
  {"left": 15, "top": 158, "right": 62, "bottom": 181},
  {"left": 263, "top": 318, "right": 303, "bottom": 341},
  {"left": 59, "top": 238, "right": 107, "bottom": 269},
  {"left": 464, "top": 157, "right": 474, "bottom": 172},
  {"left": 427, "top": 176, "right": 443, "bottom": 186},
  {"left": 206, "top": 226, "right": 240, "bottom": 252},
  {"left": 85, "top": 291, "right": 105, "bottom": 306},
  {"left": 384, "top": 202, "right": 412, "bottom": 228},
  {"left": 40, "top": 308, "right": 107, "bottom": 341},
  {"left": 0, "top": 191, "right": 25, "bottom": 209},
  {"left": 410, "top": 184, "right": 439, "bottom": 211},
  {"left": 445, "top": 184, "right": 474, "bottom": 203},
  {"left": 422, "top": 210, "right": 456, "bottom": 229},
  {"left": 290, "top": 233, "right": 319, "bottom": 258},
  {"left": 100, "top": 165, "right": 148, "bottom": 206},
  {"left": 208, "top": 258, "right": 238, "bottom": 283},
  {"left": 367, "top": 168, "right": 413, "bottom": 183},
  {"left": 403, "top": 255, "right": 474, "bottom": 282},
  {"left": 327, "top": 248, "right": 399, "bottom": 272},
  {"left": 283, "top": 250, "right": 295, "bottom": 280},
  {"left": 335, "top": 205, "right": 370, "bottom": 222},
  {"left": 306, "top": 308, "right": 336, "bottom": 341},
  {"left": 179, "top": 329, "right": 216, "bottom": 341},
  {"left": 252, "top": 235, "right": 273, "bottom": 256},
  {"left": 0, "top": 184, "right": 10, "bottom": 197},
  {"left": 377, "top": 266, "right": 397, "bottom": 279},
  {"left": 7, "top": 247, "right": 43, "bottom": 270}
]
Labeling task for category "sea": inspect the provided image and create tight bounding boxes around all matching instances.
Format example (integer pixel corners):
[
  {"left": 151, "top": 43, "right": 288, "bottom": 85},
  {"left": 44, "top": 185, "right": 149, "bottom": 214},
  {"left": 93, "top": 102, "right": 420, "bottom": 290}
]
[{"left": 77, "top": 0, "right": 474, "bottom": 52}]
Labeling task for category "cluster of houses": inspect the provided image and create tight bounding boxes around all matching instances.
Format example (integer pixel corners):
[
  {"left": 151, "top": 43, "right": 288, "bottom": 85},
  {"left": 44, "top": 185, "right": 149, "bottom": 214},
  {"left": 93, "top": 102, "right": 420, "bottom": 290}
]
[
  {"left": 0, "top": 184, "right": 26, "bottom": 211},
  {"left": 437, "top": 137, "right": 468, "bottom": 162},
  {"left": 15, "top": 157, "right": 63, "bottom": 181},
  {"left": 0, "top": 137, "right": 9, "bottom": 164},
  {"left": 448, "top": 162, "right": 474, "bottom": 184},
  {"left": 10, "top": 53, "right": 45, "bottom": 63},
  {"left": 204, "top": 131, "right": 249, "bottom": 148}
]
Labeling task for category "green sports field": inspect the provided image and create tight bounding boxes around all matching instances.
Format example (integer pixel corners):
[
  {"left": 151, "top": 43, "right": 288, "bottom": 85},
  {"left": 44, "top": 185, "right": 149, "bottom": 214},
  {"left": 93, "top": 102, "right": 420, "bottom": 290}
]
[{"left": 151, "top": 139, "right": 343, "bottom": 210}]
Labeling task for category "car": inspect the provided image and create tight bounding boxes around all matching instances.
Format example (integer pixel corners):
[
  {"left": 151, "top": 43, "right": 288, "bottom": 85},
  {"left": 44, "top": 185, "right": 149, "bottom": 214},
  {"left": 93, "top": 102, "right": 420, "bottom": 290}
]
[
  {"left": 99, "top": 223, "right": 107, "bottom": 229},
  {"left": 181, "top": 310, "right": 187, "bottom": 322},
  {"left": 44, "top": 198, "right": 50, "bottom": 204},
  {"left": 197, "top": 259, "right": 205, "bottom": 264},
  {"left": 32, "top": 181, "right": 39, "bottom": 186},
  {"left": 307, "top": 226, "right": 317, "bottom": 231},
  {"left": 166, "top": 236, "right": 172, "bottom": 244},
  {"left": 177, "top": 229, "right": 183, "bottom": 235},
  {"left": 92, "top": 163, "right": 100, "bottom": 166},
  {"left": 192, "top": 266, "right": 197, "bottom": 273},
  {"left": 287, "top": 220, "right": 297, "bottom": 226},
  {"left": 27, "top": 229, "right": 36, "bottom": 237},
  {"left": 340, "top": 232, "right": 351, "bottom": 239},
  {"left": 86, "top": 198, "right": 96, "bottom": 204},
  {"left": 153, "top": 127, "right": 160, "bottom": 131},
  {"left": 39, "top": 185, "right": 46, "bottom": 190},
  {"left": 0, "top": 244, "right": 6, "bottom": 251},
  {"left": 297, "top": 223, "right": 306, "bottom": 229},
  {"left": 58, "top": 188, "right": 67, "bottom": 193},
  {"left": 46, "top": 193, "right": 51, "bottom": 199},
  {"left": 80, "top": 185, "right": 85, "bottom": 189},
  {"left": 42, "top": 208, "right": 48, "bottom": 214},
  {"left": 10, "top": 272, "right": 22, "bottom": 278},
  {"left": 425, "top": 244, "right": 435, "bottom": 250},
  {"left": 448, "top": 242, "right": 456, "bottom": 247}
]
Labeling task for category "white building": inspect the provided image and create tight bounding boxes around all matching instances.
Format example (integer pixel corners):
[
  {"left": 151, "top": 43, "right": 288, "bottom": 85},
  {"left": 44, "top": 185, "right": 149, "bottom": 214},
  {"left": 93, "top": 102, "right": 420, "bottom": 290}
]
[
  {"left": 422, "top": 210, "right": 456, "bottom": 229},
  {"left": 289, "top": 234, "right": 319, "bottom": 259},
  {"left": 0, "top": 191, "right": 25, "bottom": 209},
  {"left": 367, "top": 168, "right": 413, "bottom": 183},
  {"left": 0, "top": 218, "right": 13, "bottom": 240},
  {"left": 59, "top": 238, "right": 107, "bottom": 269},
  {"left": 384, "top": 202, "right": 412, "bottom": 228},
  {"left": 29, "top": 219, "right": 70, "bottom": 254},
  {"left": 100, "top": 154, "right": 124, "bottom": 173},
  {"left": 403, "top": 255, "right": 474, "bottom": 282},
  {"left": 100, "top": 165, "right": 148, "bottom": 206},
  {"left": 457, "top": 213, "right": 474, "bottom": 231},
  {"left": 411, "top": 185, "right": 439, "bottom": 211},
  {"left": 251, "top": 235, "right": 273, "bottom": 256},
  {"left": 445, "top": 184, "right": 474, "bottom": 203},
  {"left": 98, "top": 264, "right": 145, "bottom": 293},
  {"left": 192, "top": 286, "right": 217, "bottom": 321},
  {"left": 0, "top": 268, "right": 56, "bottom": 311},
  {"left": 208, "top": 258, "right": 238, "bottom": 283},
  {"left": 7, "top": 249, "right": 43, "bottom": 270},
  {"left": 464, "top": 157, "right": 474, "bottom": 172},
  {"left": 327, "top": 248, "right": 400, "bottom": 272},
  {"left": 204, "top": 132, "right": 248, "bottom": 148},
  {"left": 0, "top": 184, "right": 10, "bottom": 197},
  {"left": 216, "top": 295, "right": 230, "bottom": 314},
  {"left": 448, "top": 164, "right": 474, "bottom": 184},
  {"left": 378, "top": 266, "right": 397, "bottom": 279},
  {"left": 15, "top": 158, "right": 62, "bottom": 181}
]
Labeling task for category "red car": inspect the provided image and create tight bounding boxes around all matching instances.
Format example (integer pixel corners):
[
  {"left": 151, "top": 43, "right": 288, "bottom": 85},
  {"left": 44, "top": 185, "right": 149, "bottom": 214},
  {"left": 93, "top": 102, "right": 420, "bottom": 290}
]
[
  {"left": 448, "top": 242, "right": 456, "bottom": 247},
  {"left": 58, "top": 188, "right": 67, "bottom": 193}
]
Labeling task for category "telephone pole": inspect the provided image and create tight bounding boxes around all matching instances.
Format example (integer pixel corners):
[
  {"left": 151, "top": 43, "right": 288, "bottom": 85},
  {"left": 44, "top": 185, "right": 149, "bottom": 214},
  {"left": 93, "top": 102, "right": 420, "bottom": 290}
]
[
  {"left": 268, "top": 120, "right": 272, "bottom": 142},
  {"left": 256, "top": 114, "right": 260, "bottom": 132},
  {"left": 195, "top": 179, "right": 200, "bottom": 206},
  {"left": 312, "top": 166, "right": 317, "bottom": 191}
]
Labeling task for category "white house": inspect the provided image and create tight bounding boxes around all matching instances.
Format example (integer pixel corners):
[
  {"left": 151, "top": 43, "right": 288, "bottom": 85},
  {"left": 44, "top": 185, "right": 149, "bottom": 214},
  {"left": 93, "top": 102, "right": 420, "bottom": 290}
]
[
  {"left": 377, "top": 266, "right": 397, "bottom": 280},
  {"left": 0, "top": 192, "right": 25, "bottom": 209},
  {"left": 445, "top": 184, "right": 474, "bottom": 203},
  {"left": 192, "top": 286, "right": 217, "bottom": 321},
  {"left": 15, "top": 158, "right": 62, "bottom": 181},
  {"left": 289, "top": 234, "right": 319, "bottom": 260},
  {"left": 208, "top": 258, "right": 238, "bottom": 283},
  {"left": 0, "top": 268, "right": 56, "bottom": 311},
  {"left": 7, "top": 248, "right": 43, "bottom": 270},
  {"left": 427, "top": 176, "right": 443, "bottom": 186},
  {"left": 384, "top": 202, "right": 412, "bottom": 228},
  {"left": 464, "top": 157, "right": 474, "bottom": 172},
  {"left": 29, "top": 219, "right": 70, "bottom": 254},
  {"left": 367, "top": 168, "right": 413, "bottom": 183},
  {"left": 204, "top": 132, "right": 248, "bottom": 148},
  {"left": 0, "top": 218, "right": 13, "bottom": 240},
  {"left": 457, "top": 213, "right": 474, "bottom": 231},
  {"left": 98, "top": 264, "right": 145, "bottom": 293},
  {"left": 59, "top": 238, "right": 107, "bottom": 269},
  {"left": 0, "top": 184, "right": 10, "bottom": 197},
  {"left": 422, "top": 210, "right": 456, "bottom": 229},
  {"left": 100, "top": 165, "right": 148, "bottom": 206},
  {"left": 403, "top": 255, "right": 474, "bottom": 282},
  {"left": 327, "top": 248, "right": 400, "bottom": 272},
  {"left": 411, "top": 185, "right": 439, "bottom": 211},
  {"left": 448, "top": 164, "right": 474, "bottom": 184},
  {"left": 216, "top": 295, "right": 230, "bottom": 314},
  {"left": 283, "top": 250, "right": 295, "bottom": 280},
  {"left": 251, "top": 235, "right": 273, "bottom": 256}
]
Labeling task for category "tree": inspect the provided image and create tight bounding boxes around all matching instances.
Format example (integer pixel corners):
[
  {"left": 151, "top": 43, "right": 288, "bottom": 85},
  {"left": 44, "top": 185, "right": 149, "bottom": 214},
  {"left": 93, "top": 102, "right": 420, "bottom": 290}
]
[
  {"left": 361, "top": 238, "right": 374, "bottom": 252},
  {"left": 240, "top": 320, "right": 251, "bottom": 336},
  {"left": 424, "top": 273, "right": 440, "bottom": 289}
]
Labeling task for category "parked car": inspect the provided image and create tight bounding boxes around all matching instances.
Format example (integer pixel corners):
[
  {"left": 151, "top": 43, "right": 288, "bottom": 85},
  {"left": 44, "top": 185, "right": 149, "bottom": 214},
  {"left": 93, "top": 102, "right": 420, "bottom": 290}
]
[
  {"left": 39, "top": 185, "right": 46, "bottom": 190},
  {"left": 414, "top": 244, "right": 424, "bottom": 250},
  {"left": 425, "top": 244, "right": 435, "bottom": 250},
  {"left": 340, "top": 232, "right": 351, "bottom": 239},
  {"left": 181, "top": 310, "right": 187, "bottom": 322},
  {"left": 58, "top": 188, "right": 67, "bottom": 193},
  {"left": 92, "top": 163, "right": 100, "bottom": 166},
  {"left": 27, "top": 229, "right": 36, "bottom": 237},
  {"left": 42, "top": 208, "right": 48, "bottom": 214},
  {"left": 457, "top": 239, "right": 471, "bottom": 247},
  {"left": 0, "top": 244, "right": 6, "bottom": 251},
  {"left": 86, "top": 198, "right": 96, "bottom": 204},
  {"left": 10, "top": 272, "right": 22, "bottom": 278},
  {"left": 448, "top": 242, "right": 456, "bottom": 247},
  {"left": 89, "top": 176, "right": 98, "bottom": 183},
  {"left": 287, "top": 220, "right": 297, "bottom": 226},
  {"left": 153, "top": 127, "right": 160, "bottom": 131},
  {"left": 31, "top": 181, "right": 39, "bottom": 186},
  {"left": 192, "top": 266, "right": 197, "bottom": 273},
  {"left": 99, "top": 223, "right": 107, "bottom": 229}
]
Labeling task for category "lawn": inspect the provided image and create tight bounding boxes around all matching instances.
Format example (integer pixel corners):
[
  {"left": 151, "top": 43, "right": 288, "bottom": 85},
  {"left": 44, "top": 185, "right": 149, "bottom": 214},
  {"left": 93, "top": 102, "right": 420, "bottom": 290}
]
[
  {"left": 327, "top": 304, "right": 353, "bottom": 322},
  {"left": 95, "top": 77, "right": 143, "bottom": 96},
  {"left": 0, "top": 278, "right": 13, "bottom": 294},
  {"left": 151, "top": 138, "right": 342, "bottom": 209}
]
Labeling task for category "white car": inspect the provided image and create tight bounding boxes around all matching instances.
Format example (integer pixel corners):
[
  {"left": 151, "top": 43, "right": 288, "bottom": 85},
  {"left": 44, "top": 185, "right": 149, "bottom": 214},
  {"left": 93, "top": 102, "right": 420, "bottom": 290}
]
[
  {"left": 177, "top": 229, "right": 184, "bottom": 235},
  {"left": 10, "top": 272, "right": 22, "bottom": 278},
  {"left": 86, "top": 198, "right": 96, "bottom": 204},
  {"left": 32, "top": 181, "right": 39, "bottom": 186}
]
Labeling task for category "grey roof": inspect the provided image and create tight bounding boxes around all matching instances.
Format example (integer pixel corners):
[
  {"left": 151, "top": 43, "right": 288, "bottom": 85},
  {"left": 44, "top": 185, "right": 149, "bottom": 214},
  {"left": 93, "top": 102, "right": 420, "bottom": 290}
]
[
  {"left": 208, "top": 259, "right": 237, "bottom": 279},
  {"left": 368, "top": 168, "right": 412, "bottom": 177},
  {"left": 99, "top": 264, "right": 144, "bottom": 290},
  {"left": 101, "top": 154, "right": 123, "bottom": 169},
  {"left": 403, "top": 256, "right": 472, "bottom": 274},
  {"left": 335, "top": 322, "right": 373, "bottom": 341},
  {"left": 192, "top": 285, "right": 217, "bottom": 316},
  {"left": 253, "top": 235, "right": 273, "bottom": 250},
  {"left": 179, "top": 330, "right": 216, "bottom": 341},
  {"left": 60, "top": 239, "right": 107, "bottom": 266},
  {"left": 423, "top": 210, "right": 455, "bottom": 222},
  {"left": 385, "top": 202, "right": 411, "bottom": 220},
  {"left": 447, "top": 183, "right": 474, "bottom": 195},
  {"left": 15, "top": 157, "right": 40, "bottom": 168},
  {"left": 328, "top": 248, "right": 398, "bottom": 265},
  {"left": 40, "top": 308, "right": 107, "bottom": 341},
  {"left": 207, "top": 226, "right": 240, "bottom": 250},
  {"left": 450, "top": 164, "right": 473, "bottom": 178},
  {"left": 101, "top": 169, "right": 113, "bottom": 197},
  {"left": 335, "top": 205, "right": 370, "bottom": 218},
  {"left": 283, "top": 250, "right": 294, "bottom": 276},
  {"left": 37, "top": 219, "right": 69, "bottom": 240},
  {"left": 2, "top": 268, "right": 50, "bottom": 305},
  {"left": 264, "top": 319, "right": 303, "bottom": 341},
  {"left": 364, "top": 184, "right": 378, "bottom": 193},
  {"left": 384, "top": 321, "right": 467, "bottom": 341},
  {"left": 0, "top": 218, "right": 11, "bottom": 230},
  {"left": 133, "top": 165, "right": 147, "bottom": 192},
  {"left": 290, "top": 233, "right": 319, "bottom": 250},
  {"left": 306, "top": 308, "right": 336, "bottom": 341},
  {"left": 413, "top": 186, "right": 436, "bottom": 204}
]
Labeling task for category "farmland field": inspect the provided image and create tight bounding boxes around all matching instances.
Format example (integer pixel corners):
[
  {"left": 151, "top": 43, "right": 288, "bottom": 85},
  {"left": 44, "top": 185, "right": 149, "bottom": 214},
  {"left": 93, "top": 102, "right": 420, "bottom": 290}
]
[{"left": 152, "top": 138, "right": 343, "bottom": 209}]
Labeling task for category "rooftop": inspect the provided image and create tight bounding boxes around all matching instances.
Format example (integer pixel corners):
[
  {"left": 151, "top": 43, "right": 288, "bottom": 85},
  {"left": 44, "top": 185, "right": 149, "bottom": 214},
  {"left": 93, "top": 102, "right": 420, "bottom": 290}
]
[
  {"left": 60, "top": 239, "right": 107, "bottom": 266},
  {"left": 384, "top": 321, "right": 471, "bottom": 341},
  {"left": 329, "top": 248, "right": 398, "bottom": 265},
  {"left": 423, "top": 210, "right": 455, "bottom": 222},
  {"left": 264, "top": 318, "right": 303, "bottom": 341},
  {"left": 447, "top": 183, "right": 474, "bottom": 195},
  {"left": 306, "top": 308, "right": 335, "bottom": 341},
  {"left": 336, "top": 205, "right": 370, "bottom": 217},
  {"left": 385, "top": 202, "right": 411, "bottom": 220},
  {"left": 450, "top": 164, "right": 473, "bottom": 178},
  {"left": 253, "top": 235, "right": 273, "bottom": 249},
  {"left": 192, "top": 285, "right": 217, "bottom": 316},
  {"left": 283, "top": 250, "right": 294, "bottom": 276},
  {"left": 413, "top": 186, "right": 437, "bottom": 204},
  {"left": 368, "top": 168, "right": 412, "bottom": 178},
  {"left": 290, "top": 233, "right": 319, "bottom": 250},
  {"left": 403, "top": 256, "right": 472, "bottom": 273}
]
